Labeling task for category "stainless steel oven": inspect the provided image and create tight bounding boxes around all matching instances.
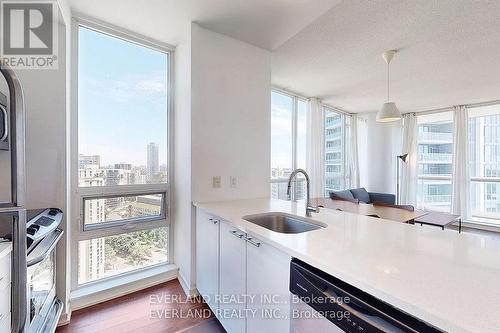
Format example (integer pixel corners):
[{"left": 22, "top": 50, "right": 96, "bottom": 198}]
[{"left": 25, "top": 209, "right": 63, "bottom": 333}]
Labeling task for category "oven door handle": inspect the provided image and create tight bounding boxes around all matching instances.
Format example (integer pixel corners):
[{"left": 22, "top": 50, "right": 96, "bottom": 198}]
[
  {"left": 0, "top": 105, "right": 8, "bottom": 141},
  {"left": 27, "top": 229, "right": 63, "bottom": 267}
]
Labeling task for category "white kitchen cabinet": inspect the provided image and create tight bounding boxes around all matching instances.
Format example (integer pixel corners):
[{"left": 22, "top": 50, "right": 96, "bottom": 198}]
[
  {"left": 195, "top": 208, "right": 292, "bottom": 333},
  {"left": 246, "top": 235, "right": 291, "bottom": 333},
  {"left": 195, "top": 209, "right": 220, "bottom": 312},
  {"left": 219, "top": 221, "right": 247, "bottom": 333}
]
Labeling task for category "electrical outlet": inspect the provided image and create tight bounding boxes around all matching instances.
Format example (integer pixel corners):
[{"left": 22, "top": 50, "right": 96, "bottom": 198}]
[
  {"left": 230, "top": 176, "right": 237, "bottom": 188},
  {"left": 212, "top": 176, "right": 221, "bottom": 188}
]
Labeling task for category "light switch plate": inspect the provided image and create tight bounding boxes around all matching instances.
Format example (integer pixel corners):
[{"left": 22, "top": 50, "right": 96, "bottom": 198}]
[{"left": 212, "top": 176, "right": 221, "bottom": 188}]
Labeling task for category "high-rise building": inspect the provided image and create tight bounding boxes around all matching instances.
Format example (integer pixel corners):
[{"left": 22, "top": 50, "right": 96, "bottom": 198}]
[
  {"left": 147, "top": 142, "right": 159, "bottom": 182},
  {"left": 469, "top": 114, "right": 500, "bottom": 217},
  {"left": 79, "top": 154, "right": 101, "bottom": 169},
  {"left": 417, "top": 121, "right": 453, "bottom": 211},
  {"left": 114, "top": 163, "right": 132, "bottom": 170},
  {"left": 324, "top": 111, "right": 345, "bottom": 196},
  {"left": 78, "top": 164, "right": 106, "bottom": 283}
]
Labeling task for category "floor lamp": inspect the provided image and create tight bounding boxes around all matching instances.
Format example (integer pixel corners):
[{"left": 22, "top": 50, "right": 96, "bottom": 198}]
[{"left": 396, "top": 154, "right": 408, "bottom": 205}]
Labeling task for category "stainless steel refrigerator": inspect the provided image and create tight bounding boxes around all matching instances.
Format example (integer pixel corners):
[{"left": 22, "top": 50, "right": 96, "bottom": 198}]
[{"left": 0, "top": 62, "right": 28, "bottom": 332}]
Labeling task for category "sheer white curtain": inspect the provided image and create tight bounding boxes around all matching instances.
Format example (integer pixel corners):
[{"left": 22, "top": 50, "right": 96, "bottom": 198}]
[
  {"left": 348, "top": 114, "right": 360, "bottom": 188},
  {"left": 452, "top": 106, "right": 471, "bottom": 218},
  {"left": 400, "top": 113, "right": 418, "bottom": 205},
  {"left": 306, "top": 98, "right": 325, "bottom": 197}
]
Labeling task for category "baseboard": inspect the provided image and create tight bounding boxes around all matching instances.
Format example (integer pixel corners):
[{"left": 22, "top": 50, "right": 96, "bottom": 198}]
[
  {"left": 57, "top": 310, "right": 71, "bottom": 326},
  {"left": 461, "top": 219, "right": 500, "bottom": 233},
  {"left": 70, "top": 264, "right": 178, "bottom": 311},
  {"left": 178, "top": 270, "right": 199, "bottom": 298}
]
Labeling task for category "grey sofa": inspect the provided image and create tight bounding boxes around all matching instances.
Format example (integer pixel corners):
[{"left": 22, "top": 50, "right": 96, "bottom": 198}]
[{"left": 329, "top": 187, "right": 395, "bottom": 205}]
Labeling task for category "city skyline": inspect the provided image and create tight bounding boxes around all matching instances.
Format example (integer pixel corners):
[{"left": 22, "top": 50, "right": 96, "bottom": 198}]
[{"left": 79, "top": 142, "right": 168, "bottom": 187}]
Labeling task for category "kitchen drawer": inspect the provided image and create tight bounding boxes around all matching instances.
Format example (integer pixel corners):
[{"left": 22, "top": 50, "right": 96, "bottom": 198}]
[{"left": 0, "top": 253, "right": 11, "bottom": 292}]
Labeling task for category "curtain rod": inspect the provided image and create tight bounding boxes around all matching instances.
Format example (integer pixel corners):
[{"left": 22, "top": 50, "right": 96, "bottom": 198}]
[
  {"left": 323, "top": 104, "right": 353, "bottom": 117},
  {"left": 403, "top": 99, "right": 500, "bottom": 116},
  {"left": 271, "top": 86, "right": 353, "bottom": 116}
]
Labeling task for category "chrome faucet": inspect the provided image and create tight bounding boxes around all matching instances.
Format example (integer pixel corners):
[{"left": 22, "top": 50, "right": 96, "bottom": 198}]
[{"left": 287, "top": 169, "right": 320, "bottom": 217}]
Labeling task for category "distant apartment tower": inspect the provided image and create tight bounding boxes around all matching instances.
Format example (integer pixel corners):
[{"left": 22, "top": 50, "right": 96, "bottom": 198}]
[
  {"left": 79, "top": 154, "right": 101, "bottom": 169},
  {"left": 78, "top": 165, "right": 106, "bottom": 283},
  {"left": 147, "top": 142, "right": 159, "bottom": 182},
  {"left": 324, "top": 111, "right": 344, "bottom": 195},
  {"left": 114, "top": 163, "right": 132, "bottom": 170},
  {"left": 417, "top": 121, "right": 453, "bottom": 211},
  {"left": 469, "top": 115, "right": 500, "bottom": 216}
]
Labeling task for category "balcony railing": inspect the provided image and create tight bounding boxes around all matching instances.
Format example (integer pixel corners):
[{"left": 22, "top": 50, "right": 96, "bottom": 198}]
[
  {"left": 325, "top": 133, "right": 342, "bottom": 140},
  {"left": 325, "top": 118, "right": 342, "bottom": 127},
  {"left": 418, "top": 153, "right": 452, "bottom": 162},
  {"left": 421, "top": 194, "right": 452, "bottom": 203},
  {"left": 418, "top": 132, "right": 453, "bottom": 143}
]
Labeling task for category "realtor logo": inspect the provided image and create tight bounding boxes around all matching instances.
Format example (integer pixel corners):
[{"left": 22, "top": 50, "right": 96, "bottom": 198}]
[{"left": 1, "top": 0, "right": 58, "bottom": 69}]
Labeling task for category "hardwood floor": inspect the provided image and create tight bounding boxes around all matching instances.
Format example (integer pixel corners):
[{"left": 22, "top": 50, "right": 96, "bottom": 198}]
[{"left": 56, "top": 279, "right": 226, "bottom": 333}]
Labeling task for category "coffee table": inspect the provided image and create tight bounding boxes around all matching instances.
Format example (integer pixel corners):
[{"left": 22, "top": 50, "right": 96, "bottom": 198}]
[{"left": 413, "top": 212, "right": 462, "bottom": 233}]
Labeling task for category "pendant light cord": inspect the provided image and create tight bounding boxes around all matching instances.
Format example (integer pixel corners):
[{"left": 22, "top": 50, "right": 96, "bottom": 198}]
[{"left": 387, "top": 61, "right": 390, "bottom": 102}]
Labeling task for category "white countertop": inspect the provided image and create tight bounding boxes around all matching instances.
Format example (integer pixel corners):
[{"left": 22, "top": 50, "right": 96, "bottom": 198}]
[{"left": 194, "top": 198, "right": 500, "bottom": 333}]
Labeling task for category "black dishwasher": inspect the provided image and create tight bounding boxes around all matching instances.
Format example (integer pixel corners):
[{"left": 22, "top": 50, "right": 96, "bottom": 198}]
[{"left": 290, "top": 258, "right": 444, "bottom": 333}]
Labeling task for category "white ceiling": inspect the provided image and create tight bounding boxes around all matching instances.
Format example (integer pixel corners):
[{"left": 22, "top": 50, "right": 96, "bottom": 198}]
[
  {"left": 66, "top": 0, "right": 340, "bottom": 50},
  {"left": 272, "top": 0, "right": 500, "bottom": 113}
]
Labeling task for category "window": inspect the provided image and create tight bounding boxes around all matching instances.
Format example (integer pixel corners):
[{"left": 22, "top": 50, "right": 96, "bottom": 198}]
[
  {"left": 324, "top": 107, "right": 349, "bottom": 196},
  {"left": 416, "top": 112, "right": 453, "bottom": 212},
  {"left": 468, "top": 105, "right": 500, "bottom": 222},
  {"left": 83, "top": 193, "right": 165, "bottom": 229},
  {"left": 270, "top": 91, "right": 307, "bottom": 200},
  {"left": 75, "top": 23, "right": 172, "bottom": 286},
  {"left": 78, "top": 227, "right": 168, "bottom": 284}
]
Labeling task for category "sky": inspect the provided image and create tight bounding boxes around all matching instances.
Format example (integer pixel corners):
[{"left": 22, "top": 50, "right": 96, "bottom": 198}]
[
  {"left": 78, "top": 26, "right": 168, "bottom": 166},
  {"left": 271, "top": 91, "right": 307, "bottom": 173}
]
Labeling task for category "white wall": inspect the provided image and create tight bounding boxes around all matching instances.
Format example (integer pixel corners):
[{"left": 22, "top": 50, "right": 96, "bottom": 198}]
[
  {"left": 358, "top": 113, "right": 401, "bottom": 194},
  {"left": 191, "top": 23, "right": 271, "bottom": 203},
  {"left": 173, "top": 23, "right": 271, "bottom": 294},
  {"left": 173, "top": 23, "right": 193, "bottom": 294},
  {"left": 13, "top": 1, "right": 71, "bottom": 320}
]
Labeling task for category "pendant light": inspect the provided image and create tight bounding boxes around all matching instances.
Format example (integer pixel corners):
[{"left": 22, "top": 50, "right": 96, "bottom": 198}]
[{"left": 376, "top": 50, "right": 401, "bottom": 122}]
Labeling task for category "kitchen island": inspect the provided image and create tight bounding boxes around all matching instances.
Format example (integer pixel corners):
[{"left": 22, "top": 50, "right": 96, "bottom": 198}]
[{"left": 194, "top": 198, "right": 500, "bottom": 333}]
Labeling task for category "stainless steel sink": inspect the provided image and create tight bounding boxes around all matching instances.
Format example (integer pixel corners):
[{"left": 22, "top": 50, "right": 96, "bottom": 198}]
[{"left": 242, "top": 212, "right": 326, "bottom": 234}]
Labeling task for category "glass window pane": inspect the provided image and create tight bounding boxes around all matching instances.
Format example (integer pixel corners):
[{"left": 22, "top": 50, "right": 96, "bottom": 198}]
[
  {"left": 78, "top": 26, "right": 168, "bottom": 187},
  {"left": 470, "top": 181, "right": 500, "bottom": 219},
  {"left": 469, "top": 114, "right": 500, "bottom": 178},
  {"left": 297, "top": 100, "right": 307, "bottom": 170},
  {"left": 83, "top": 193, "right": 164, "bottom": 227},
  {"left": 324, "top": 108, "right": 345, "bottom": 195},
  {"left": 271, "top": 92, "right": 293, "bottom": 180},
  {"left": 469, "top": 110, "right": 500, "bottom": 220},
  {"left": 78, "top": 227, "right": 168, "bottom": 284},
  {"left": 416, "top": 113, "right": 453, "bottom": 212},
  {"left": 270, "top": 181, "right": 289, "bottom": 200},
  {"left": 417, "top": 179, "right": 452, "bottom": 212}
]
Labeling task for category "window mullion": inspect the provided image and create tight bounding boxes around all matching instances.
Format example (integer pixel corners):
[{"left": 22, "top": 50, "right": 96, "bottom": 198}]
[{"left": 292, "top": 96, "right": 298, "bottom": 199}]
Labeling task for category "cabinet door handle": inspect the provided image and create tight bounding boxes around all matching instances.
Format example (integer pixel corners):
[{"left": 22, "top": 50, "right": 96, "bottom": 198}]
[
  {"left": 230, "top": 230, "right": 244, "bottom": 239},
  {"left": 213, "top": 220, "right": 219, "bottom": 225},
  {"left": 245, "top": 236, "right": 261, "bottom": 247}
]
